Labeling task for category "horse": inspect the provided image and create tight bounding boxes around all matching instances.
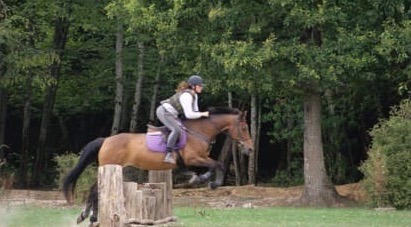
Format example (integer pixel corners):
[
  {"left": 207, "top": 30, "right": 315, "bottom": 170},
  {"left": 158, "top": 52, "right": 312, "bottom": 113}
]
[{"left": 63, "top": 107, "right": 254, "bottom": 224}]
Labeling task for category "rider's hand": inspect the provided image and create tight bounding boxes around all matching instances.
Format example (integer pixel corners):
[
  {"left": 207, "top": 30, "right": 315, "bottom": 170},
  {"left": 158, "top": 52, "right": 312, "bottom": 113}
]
[{"left": 202, "top": 111, "right": 209, "bottom": 117}]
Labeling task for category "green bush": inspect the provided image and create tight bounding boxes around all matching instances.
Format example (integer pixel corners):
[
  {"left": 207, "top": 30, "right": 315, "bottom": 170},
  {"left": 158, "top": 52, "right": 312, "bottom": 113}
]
[
  {"left": 359, "top": 99, "right": 411, "bottom": 209},
  {"left": 269, "top": 158, "right": 304, "bottom": 187},
  {"left": 54, "top": 152, "right": 97, "bottom": 203}
]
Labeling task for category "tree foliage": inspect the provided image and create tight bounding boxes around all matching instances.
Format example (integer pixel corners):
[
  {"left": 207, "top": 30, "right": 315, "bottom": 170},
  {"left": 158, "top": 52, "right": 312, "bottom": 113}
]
[{"left": 0, "top": 0, "right": 409, "bottom": 196}]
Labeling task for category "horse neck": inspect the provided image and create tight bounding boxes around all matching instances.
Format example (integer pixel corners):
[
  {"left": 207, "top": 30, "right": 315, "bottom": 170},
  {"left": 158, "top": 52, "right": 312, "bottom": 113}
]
[
  {"left": 207, "top": 114, "right": 237, "bottom": 135},
  {"left": 185, "top": 114, "right": 237, "bottom": 140}
]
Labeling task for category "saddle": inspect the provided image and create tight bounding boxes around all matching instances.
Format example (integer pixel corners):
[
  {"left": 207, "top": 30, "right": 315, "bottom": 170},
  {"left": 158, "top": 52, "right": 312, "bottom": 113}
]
[
  {"left": 147, "top": 124, "right": 169, "bottom": 140},
  {"left": 145, "top": 124, "right": 187, "bottom": 153}
]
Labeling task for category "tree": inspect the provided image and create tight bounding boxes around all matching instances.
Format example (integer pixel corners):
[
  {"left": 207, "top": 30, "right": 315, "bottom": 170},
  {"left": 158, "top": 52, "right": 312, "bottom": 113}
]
[
  {"left": 0, "top": 0, "right": 7, "bottom": 160},
  {"left": 129, "top": 41, "right": 145, "bottom": 132},
  {"left": 1, "top": 0, "right": 408, "bottom": 191},
  {"left": 111, "top": 19, "right": 124, "bottom": 135},
  {"left": 299, "top": 82, "right": 342, "bottom": 205},
  {"left": 31, "top": 0, "right": 71, "bottom": 187}
]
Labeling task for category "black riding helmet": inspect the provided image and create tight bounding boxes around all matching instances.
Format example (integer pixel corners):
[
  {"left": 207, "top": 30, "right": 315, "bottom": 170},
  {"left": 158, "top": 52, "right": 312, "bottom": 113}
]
[{"left": 187, "top": 75, "right": 204, "bottom": 87}]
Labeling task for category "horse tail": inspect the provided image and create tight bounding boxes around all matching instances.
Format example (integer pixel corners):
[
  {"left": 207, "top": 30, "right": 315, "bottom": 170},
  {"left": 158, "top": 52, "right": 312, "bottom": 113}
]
[{"left": 63, "top": 137, "right": 104, "bottom": 203}]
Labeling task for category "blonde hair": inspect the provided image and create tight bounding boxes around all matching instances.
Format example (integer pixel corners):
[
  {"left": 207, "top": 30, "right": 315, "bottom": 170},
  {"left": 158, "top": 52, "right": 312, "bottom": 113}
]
[{"left": 175, "top": 81, "right": 189, "bottom": 92}]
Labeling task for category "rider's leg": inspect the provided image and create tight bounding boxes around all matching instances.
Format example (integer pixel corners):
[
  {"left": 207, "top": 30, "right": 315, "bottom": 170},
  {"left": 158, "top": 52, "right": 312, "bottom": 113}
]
[
  {"left": 164, "top": 124, "right": 181, "bottom": 163},
  {"left": 156, "top": 106, "right": 182, "bottom": 164}
]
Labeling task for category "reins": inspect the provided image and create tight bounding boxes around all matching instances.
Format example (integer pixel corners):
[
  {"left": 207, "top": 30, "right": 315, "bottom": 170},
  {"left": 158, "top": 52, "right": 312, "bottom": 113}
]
[
  {"left": 180, "top": 113, "right": 250, "bottom": 146},
  {"left": 180, "top": 116, "right": 221, "bottom": 145},
  {"left": 181, "top": 125, "right": 214, "bottom": 144}
]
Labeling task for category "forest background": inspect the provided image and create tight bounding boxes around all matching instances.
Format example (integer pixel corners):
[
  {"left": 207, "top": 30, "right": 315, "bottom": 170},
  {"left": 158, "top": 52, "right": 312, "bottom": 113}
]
[{"left": 0, "top": 0, "right": 410, "bottom": 207}]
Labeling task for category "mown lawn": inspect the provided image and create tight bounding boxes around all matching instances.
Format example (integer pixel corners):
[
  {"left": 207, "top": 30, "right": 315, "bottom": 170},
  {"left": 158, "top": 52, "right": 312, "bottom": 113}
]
[{"left": 1, "top": 205, "right": 410, "bottom": 227}]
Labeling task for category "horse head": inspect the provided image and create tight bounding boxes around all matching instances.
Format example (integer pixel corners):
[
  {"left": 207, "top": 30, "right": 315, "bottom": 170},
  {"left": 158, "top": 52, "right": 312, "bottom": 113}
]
[{"left": 228, "top": 110, "right": 254, "bottom": 155}]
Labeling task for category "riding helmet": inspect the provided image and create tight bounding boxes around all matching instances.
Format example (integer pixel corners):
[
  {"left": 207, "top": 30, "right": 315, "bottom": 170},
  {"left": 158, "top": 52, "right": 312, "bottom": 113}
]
[{"left": 187, "top": 75, "right": 204, "bottom": 86}]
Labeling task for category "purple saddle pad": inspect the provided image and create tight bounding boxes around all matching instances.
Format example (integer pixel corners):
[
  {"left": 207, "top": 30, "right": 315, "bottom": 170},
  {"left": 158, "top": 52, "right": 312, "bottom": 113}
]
[{"left": 146, "top": 130, "right": 187, "bottom": 153}]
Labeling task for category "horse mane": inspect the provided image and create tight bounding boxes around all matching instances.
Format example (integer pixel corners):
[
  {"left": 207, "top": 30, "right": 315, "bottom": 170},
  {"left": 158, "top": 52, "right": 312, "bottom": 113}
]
[{"left": 207, "top": 106, "right": 240, "bottom": 115}]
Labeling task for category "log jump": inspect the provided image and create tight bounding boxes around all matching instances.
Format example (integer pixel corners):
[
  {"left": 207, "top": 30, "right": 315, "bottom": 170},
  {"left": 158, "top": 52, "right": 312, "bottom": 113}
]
[{"left": 98, "top": 165, "right": 177, "bottom": 226}]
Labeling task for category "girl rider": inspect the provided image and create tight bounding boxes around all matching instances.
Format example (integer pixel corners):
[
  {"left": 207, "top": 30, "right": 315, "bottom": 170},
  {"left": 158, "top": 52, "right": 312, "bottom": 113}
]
[{"left": 156, "top": 75, "right": 209, "bottom": 164}]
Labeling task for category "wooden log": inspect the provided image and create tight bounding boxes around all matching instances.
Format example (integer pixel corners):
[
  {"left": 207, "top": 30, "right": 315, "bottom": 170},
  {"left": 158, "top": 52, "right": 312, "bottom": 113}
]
[
  {"left": 98, "top": 165, "right": 126, "bottom": 227},
  {"left": 141, "top": 195, "right": 156, "bottom": 221},
  {"left": 126, "top": 216, "right": 178, "bottom": 226},
  {"left": 148, "top": 170, "right": 173, "bottom": 217},
  {"left": 143, "top": 184, "right": 166, "bottom": 221},
  {"left": 123, "top": 182, "right": 142, "bottom": 220}
]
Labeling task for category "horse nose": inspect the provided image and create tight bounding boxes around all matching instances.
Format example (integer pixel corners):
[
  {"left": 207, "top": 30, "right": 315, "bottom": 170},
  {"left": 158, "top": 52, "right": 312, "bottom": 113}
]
[{"left": 242, "top": 146, "right": 253, "bottom": 156}]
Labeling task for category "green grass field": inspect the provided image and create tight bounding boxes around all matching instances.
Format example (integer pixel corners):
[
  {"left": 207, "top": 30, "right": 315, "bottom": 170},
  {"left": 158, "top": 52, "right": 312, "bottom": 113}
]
[{"left": 1, "top": 205, "right": 410, "bottom": 227}]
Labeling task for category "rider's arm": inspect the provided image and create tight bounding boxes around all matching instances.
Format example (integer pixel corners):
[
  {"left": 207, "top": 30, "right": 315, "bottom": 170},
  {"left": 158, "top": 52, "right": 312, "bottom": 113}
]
[{"left": 180, "top": 92, "right": 205, "bottom": 119}]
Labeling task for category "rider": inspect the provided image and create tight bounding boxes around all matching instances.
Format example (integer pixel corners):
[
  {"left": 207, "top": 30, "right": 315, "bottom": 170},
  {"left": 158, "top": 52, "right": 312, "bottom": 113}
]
[{"left": 156, "top": 75, "right": 209, "bottom": 164}]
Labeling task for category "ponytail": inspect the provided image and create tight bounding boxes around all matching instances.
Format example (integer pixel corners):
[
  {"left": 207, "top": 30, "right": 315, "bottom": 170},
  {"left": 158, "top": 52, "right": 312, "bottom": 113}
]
[{"left": 175, "top": 81, "right": 189, "bottom": 92}]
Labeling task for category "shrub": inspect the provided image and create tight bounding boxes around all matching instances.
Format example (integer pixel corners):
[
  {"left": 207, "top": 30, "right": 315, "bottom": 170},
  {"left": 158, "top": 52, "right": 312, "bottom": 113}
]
[
  {"left": 359, "top": 99, "right": 411, "bottom": 209},
  {"left": 54, "top": 152, "right": 97, "bottom": 203},
  {"left": 269, "top": 157, "right": 304, "bottom": 187}
]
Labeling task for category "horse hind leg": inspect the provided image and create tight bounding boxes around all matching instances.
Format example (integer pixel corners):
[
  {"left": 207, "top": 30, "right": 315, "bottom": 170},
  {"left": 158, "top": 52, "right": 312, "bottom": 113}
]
[
  {"left": 89, "top": 182, "right": 99, "bottom": 225},
  {"left": 77, "top": 200, "right": 92, "bottom": 224},
  {"left": 89, "top": 192, "right": 98, "bottom": 225},
  {"left": 76, "top": 182, "right": 98, "bottom": 225}
]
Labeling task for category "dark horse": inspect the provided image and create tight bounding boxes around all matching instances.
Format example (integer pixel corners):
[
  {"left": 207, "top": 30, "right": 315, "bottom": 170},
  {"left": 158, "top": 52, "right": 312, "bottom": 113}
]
[{"left": 63, "top": 107, "right": 254, "bottom": 224}]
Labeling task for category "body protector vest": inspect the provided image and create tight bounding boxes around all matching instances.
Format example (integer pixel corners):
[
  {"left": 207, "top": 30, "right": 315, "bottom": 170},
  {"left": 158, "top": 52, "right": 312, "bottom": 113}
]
[{"left": 161, "top": 89, "right": 196, "bottom": 116}]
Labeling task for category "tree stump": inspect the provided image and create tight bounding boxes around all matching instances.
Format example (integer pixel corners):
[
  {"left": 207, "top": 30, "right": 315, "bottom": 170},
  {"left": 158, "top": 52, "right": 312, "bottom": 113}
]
[
  {"left": 98, "top": 165, "right": 126, "bottom": 227},
  {"left": 123, "top": 182, "right": 142, "bottom": 220},
  {"left": 148, "top": 170, "right": 173, "bottom": 217}
]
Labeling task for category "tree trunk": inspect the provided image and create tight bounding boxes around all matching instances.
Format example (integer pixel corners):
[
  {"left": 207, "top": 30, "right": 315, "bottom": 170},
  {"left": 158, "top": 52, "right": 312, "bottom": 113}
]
[
  {"left": 20, "top": 70, "right": 33, "bottom": 188},
  {"left": 149, "top": 55, "right": 163, "bottom": 123},
  {"left": 31, "top": 16, "right": 69, "bottom": 187},
  {"left": 286, "top": 117, "right": 293, "bottom": 170},
  {"left": 255, "top": 98, "right": 262, "bottom": 183},
  {"left": 0, "top": 39, "right": 7, "bottom": 160},
  {"left": 129, "top": 42, "right": 145, "bottom": 132},
  {"left": 111, "top": 20, "right": 124, "bottom": 136},
  {"left": 299, "top": 82, "right": 342, "bottom": 206},
  {"left": 227, "top": 92, "right": 241, "bottom": 185},
  {"left": 0, "top": 89, "right": 6, "bottom": 158},
  {"left": 248, "top": 95, "right": 257, "bottom": 185},
  {"left": 57, "top": 115, "right": 69, "bottom": 150},
  {"left": 120, "top": 89, "right": 130, "bottom": 131}
]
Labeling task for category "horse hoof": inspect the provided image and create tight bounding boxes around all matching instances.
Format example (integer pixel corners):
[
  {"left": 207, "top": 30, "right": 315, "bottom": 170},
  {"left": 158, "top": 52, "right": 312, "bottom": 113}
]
[
  {"left": 208, "top": 182, "right": 219, "bottom": 190},
  {"left": 90, "top": 216, "right": 98, "bottom": 223},
  {"left": 77, "top": 215, "right": 85, "bottom": 224},
  {"left": 89, "top": 221, "right": 99, "bottom": 227},
  {"left": 189, "top": 175, "right": 198, "bottom": 184}
]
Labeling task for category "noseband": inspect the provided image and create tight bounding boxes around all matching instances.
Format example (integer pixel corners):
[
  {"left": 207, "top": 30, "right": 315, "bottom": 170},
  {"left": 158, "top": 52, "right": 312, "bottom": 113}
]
[{"left": 234, "top": 117, "right": 252, "bottom": 147}]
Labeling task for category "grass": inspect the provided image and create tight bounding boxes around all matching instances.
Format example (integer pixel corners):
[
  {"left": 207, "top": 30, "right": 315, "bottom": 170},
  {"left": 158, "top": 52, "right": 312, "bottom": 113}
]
[
  {"left": 1, "top": 205, "right": 410, "bottom": 227},
  {"left": 174, "top": 207, "right": 411, "bottom": 227}
]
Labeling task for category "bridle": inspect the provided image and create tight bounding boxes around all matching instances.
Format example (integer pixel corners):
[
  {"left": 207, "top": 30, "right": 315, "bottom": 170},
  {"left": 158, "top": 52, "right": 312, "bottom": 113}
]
[{"left": 233, "top": 116, "right": 252, "bottom": 147}]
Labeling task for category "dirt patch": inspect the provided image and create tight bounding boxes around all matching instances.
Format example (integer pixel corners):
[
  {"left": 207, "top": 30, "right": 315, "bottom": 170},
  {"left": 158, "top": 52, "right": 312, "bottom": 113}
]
[
  {"left": 172, "top": 183, "right": 365, "bottom": 208},
  {"left": 1, "top": 183, "right": 365, "bottom": 208}
]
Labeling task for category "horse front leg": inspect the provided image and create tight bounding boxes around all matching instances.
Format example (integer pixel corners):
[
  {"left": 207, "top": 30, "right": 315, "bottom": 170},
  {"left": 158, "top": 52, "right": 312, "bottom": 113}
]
[
  {"left": 189, "top": 168, "right": 213, "bottom": 185},
  {"left": 186, "top": 157, "right": 224, "bottom": 189},
  {"left": 210, "top": 167, "right": 225, "bottom": 189}
]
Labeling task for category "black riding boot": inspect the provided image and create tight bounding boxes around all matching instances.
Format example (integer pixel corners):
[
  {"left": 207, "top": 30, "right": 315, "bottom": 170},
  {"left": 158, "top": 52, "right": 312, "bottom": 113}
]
[{"left": 164, "top": 147, "right": 175, "bottom": 164}]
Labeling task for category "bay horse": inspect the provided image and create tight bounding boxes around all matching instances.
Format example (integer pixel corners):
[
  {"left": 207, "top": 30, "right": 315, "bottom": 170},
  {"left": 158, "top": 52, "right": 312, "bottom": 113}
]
[{"left": 63, "top": 107, "right": 253, "bottom": 224}]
